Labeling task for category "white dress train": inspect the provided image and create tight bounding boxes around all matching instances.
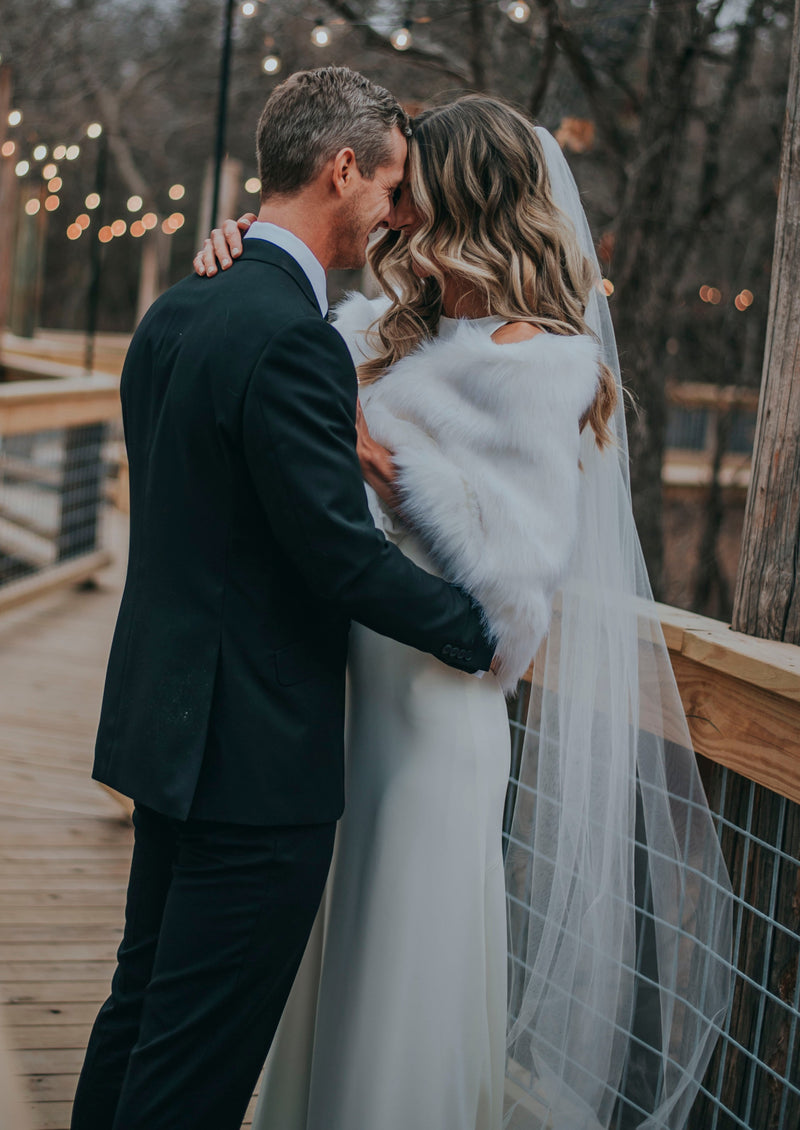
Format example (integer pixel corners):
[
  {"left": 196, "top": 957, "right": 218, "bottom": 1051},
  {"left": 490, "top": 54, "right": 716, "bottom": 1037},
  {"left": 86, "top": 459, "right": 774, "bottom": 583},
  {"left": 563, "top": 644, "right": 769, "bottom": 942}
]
[{"left": 253, "top": 319, "right": 512, "bottom": 1130}]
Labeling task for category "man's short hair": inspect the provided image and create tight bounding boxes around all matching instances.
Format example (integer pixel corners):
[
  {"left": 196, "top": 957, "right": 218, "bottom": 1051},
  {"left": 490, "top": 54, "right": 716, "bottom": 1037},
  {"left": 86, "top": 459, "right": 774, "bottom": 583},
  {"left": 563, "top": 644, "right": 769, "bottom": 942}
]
[{"left": 256, "top": 66, "right": 410, "bottom": 198}]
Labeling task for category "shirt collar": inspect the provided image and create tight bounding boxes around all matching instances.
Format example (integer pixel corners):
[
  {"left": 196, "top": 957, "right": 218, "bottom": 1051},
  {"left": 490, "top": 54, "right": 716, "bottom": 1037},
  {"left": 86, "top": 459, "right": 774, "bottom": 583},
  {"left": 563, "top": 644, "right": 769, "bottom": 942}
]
[{"left": 244, "top": 222, "right": 328, "bottom": 317}]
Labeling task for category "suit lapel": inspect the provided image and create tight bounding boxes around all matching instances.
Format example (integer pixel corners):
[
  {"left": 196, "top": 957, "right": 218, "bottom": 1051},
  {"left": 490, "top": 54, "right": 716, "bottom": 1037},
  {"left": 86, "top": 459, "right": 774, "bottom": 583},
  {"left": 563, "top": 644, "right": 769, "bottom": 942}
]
[{"left": 239, "top": 240, "right": 323, "bottom": 316}]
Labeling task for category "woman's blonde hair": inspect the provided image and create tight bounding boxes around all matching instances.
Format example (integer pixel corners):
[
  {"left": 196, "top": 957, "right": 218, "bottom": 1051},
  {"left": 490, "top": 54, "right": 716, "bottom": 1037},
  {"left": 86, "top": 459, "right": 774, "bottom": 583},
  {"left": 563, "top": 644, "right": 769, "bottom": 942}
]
[{"left": 359, "top": 95, "right": 617, "bottom": 448}]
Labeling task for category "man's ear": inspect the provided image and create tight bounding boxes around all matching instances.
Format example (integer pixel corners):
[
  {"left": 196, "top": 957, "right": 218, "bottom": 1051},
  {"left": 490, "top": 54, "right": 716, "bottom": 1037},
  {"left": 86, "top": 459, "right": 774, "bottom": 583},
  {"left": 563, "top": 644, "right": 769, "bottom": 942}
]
[{"left": 331, "top": 147, "right": 357, "bottom": 196}]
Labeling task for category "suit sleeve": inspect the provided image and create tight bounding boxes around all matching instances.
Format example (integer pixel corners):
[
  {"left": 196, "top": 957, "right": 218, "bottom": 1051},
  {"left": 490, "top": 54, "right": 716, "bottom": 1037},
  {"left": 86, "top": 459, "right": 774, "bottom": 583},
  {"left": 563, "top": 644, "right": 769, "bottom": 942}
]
[{"left": 241, "top": 316, "right": 494, "bottom": 672}]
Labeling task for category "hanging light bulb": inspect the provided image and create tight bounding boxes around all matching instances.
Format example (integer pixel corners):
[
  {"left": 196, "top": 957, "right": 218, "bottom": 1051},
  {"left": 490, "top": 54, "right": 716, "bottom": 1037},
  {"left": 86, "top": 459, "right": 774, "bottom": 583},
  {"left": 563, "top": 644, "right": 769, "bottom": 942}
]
[
  {"left": 262, "top": 53, "right": 281, "bottom": 74},
  {"left": 311, "top": 21, "right": 331, "bottom": 47},
  {"left": 390, "top": 27, "right": 412, "bottom": 50},
  {"left": 506, "top": 1, "right": 531, "bottom": 22}
]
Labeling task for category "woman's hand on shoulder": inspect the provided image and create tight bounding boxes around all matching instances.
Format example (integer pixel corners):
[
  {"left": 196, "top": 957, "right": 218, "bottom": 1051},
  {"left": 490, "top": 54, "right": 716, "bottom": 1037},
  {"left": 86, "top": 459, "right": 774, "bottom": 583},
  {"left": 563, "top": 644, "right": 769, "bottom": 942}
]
[
  {"left": 193, "top": 213, "right": 257, "bottom": 277},
  {"left": 490, "top": 322, "right": 545, "bottom": 345}
]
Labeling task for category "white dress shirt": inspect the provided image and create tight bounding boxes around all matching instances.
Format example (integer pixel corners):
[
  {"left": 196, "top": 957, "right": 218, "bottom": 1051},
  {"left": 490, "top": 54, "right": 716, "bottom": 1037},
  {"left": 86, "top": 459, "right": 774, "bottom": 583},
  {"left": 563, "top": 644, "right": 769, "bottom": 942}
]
[{"left": 244, "top": 221, "right": 328, "bottom": 317}]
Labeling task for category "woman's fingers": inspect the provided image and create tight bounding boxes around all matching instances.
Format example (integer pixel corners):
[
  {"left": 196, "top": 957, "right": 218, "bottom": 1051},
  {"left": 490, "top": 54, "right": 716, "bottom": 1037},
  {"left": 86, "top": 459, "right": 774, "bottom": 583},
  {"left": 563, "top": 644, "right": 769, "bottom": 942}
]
[{"left": 193, "top": 237, "right": 217, "bottom": 277}]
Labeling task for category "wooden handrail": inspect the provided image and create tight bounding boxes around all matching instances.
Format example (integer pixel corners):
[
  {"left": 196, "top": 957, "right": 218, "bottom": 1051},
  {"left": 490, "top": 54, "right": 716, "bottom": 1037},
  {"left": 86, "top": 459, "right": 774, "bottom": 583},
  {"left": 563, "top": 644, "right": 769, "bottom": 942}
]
[{"left": 0, "top": 375, "right": 120, "bottom": 436}]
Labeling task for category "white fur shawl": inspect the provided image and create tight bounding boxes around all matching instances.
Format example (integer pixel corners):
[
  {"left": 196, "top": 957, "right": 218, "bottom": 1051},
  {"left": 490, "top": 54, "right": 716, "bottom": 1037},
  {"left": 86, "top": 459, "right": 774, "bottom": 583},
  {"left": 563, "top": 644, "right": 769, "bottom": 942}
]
[{"left": 334, "top": 293, "right": 600, "bottom": 693}]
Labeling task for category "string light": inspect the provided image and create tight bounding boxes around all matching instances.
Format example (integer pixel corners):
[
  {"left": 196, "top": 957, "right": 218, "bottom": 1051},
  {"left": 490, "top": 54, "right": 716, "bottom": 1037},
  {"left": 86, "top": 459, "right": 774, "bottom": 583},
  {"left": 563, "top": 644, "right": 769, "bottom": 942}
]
[
  {"left": 699, "top": 285, "right": 722, "bottom": 305},
  {"left": 168, "top": 211, "right": 185, "bottom": 229},
  {"left": 390, "top": 27, "right": 412, "bottom": 50},
  {"left": 86, "top": 122, "right": 103, "bottom": 139},
  {"left": 1, "top": 141, "right": 15, "bottom": 157},
  {"left": 43, "top": 163, "right": 57, "bottom": 179},
  {"left": 24, "top": 199, "right": 40, "bottom": 216},
  {"left": 85, "top": 192, "right": 101, "bottom": 209},
  {"left": 33, "top": 144, "right": 48, "bottom": 161},
  {"left": 98, "top": 226, "right": 113, "bottom": 243},
  {"left": 168, "top": 183, "right": 185, "bottom": 200},
  {"left": 734, "top": 289, "right": 754, "bottom": 311},
  {"left": 7, "top": 109, "right": 22, "bottom": 126},
  {"left": 262, "top": 53, "right": 281, "bottom": 74},
  {"left": 66, "top": 144, "right": 80, "bottom": 161},
  {"left": 131, "top": 220, "right": 146, "bottom": 238},
  {"left": 76, "top": 213, "right": 91, "bottom": 230},
  {"left": 127, "top": 195, "right": 143, "bottom": 212},
  {"left": 245, "top": 176, "right": 260, "bottom": 193},
  {"left": 505, "top": 1, "right": 531, "bottom": 22},
  {"left": 141, "top": 212, "right": 158, "bottom": 230},
  {"left": 111, "top": 219, "right": 127, "bottom": 236},
  {"left": 47, "top": 177, "right": 62, "bottom": 192},
  {"left": 67, "top": 223, "right": 83, "bottom": 240},
  {"left": 53, "top": 145, "right": 67, "bottom": 160},
  {"left": 15, "top": 160, "right": 29, "bottom": 177},
  {"left": 45, "top": 195, "right": 60, "bottom": 211},
  {"left": 311, "top": 21, "right": 331, "bottom": 47}
]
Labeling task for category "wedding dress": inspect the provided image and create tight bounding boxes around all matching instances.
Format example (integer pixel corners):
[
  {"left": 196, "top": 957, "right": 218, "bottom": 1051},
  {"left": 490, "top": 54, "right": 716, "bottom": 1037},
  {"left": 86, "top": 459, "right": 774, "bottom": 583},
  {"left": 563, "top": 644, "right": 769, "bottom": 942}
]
[{"left": 252, "top": 315, "right": 535, "bottom": 1130}]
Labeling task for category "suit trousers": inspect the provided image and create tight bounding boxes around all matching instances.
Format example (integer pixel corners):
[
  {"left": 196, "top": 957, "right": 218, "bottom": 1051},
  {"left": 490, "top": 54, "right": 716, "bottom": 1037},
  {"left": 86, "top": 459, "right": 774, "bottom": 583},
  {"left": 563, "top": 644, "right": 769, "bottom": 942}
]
[{"left": 70, "top": 804, "right": 335, "bottom": 1130}]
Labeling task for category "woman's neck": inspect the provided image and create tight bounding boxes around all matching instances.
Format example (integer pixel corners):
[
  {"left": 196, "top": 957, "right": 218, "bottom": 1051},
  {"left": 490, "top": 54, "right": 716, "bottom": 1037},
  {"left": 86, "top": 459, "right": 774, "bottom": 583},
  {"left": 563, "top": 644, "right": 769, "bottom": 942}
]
[{"left": 440, "top": 276, "right": 492, "bottom": 319}]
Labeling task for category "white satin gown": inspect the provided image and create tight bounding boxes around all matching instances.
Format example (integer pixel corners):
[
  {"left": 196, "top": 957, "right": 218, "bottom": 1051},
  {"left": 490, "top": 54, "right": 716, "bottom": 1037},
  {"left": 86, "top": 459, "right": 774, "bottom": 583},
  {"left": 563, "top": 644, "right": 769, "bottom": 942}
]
[{"left": 252, "top": 316, "right": 512, "bottom": 1130}]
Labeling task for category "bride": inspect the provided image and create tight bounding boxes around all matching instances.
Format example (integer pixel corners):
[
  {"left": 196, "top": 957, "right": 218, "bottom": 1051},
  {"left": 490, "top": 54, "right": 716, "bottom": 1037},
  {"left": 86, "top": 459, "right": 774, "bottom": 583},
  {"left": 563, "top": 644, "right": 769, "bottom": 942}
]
[{"left": 196, "top": 96, "right": 732, "bottom": 1130}]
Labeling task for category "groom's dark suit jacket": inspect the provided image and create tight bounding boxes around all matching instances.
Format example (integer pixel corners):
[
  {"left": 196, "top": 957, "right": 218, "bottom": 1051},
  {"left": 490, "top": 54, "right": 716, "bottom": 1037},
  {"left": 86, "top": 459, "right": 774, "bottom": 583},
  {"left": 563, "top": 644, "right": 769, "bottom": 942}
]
[{"left": 93, "top": 240, "right": 494, "bottom": 825}]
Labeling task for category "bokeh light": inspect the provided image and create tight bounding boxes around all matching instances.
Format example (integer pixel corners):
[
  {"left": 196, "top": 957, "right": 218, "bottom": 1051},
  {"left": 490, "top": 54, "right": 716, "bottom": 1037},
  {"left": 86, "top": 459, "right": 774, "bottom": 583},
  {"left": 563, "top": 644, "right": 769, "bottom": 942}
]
[
  {"left": 48, "top": 177, "right": 63, "bottom": 193},
  {"left": 66, "top": 144, "right": 81, "bottom": 161},
  {"left": 7, "top": 110, "right": 22, "bottom": 127},
  {"left": 15, "top": 160, "right": 30, "bottom": 177},
  {"left": 127, "top": 195, "right": 143, "bottom": 212},
  {"left": 390, "top": 27, "right": 412, "bottom": 50},
  {"left": 53, "top": 145, "right": 67, "bottom": 160},
  {"left": 98, "top": 226, "right": 113, "bottom": 243},
  {"left": 67, "top": 223, "right": 83, "bottom": 240},
  {"left": 245, "top": 177, "right": 260, "bottom": 193},
  {"left": 86, "top": 123, "right": 103, "bottom": 139},
  {"left": 262, "top": 54, "right": 281, "bottom": 74},
  {"left": 311, "top": 23, "right": 331, "bottom": 47},
  {"left": 85, "top": 192, "right": 101, "bottom": 210},
  {"left": 43, "top": 163, "right": 58, "bottom": 179},
  {"left": 76, "top": 213, "right": 91, "bottom": 230},
  {"left": 111, "top": 219, "right": 127, "bottom": 236},
  {"left": 1, "top": 141, "right": 15, "bottom": 158},
  {"left": 168, "top": 183, "right": 185, "bottom": 200},
  {"left": 130, "top": 220, "right": 146, "bottom": 238},
  {"left": 141, "top": 212, "right": 158, "bottom": 230},
  {"left": 24, "top": 198, "right": 41, "bottom": 216},
  {"left": 45, "top": 195, "right": 60, "bottom": 211},
  {"left": 33, "top": 144, "right": 48, "bottom": 161}
]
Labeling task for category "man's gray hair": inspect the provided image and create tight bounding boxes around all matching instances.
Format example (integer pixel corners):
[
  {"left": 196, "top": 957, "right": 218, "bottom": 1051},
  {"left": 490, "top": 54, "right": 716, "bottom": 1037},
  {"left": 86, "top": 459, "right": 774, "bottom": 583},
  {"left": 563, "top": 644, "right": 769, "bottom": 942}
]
[{"left": 256, "top": 67, "right": 410, "bottom": 198}]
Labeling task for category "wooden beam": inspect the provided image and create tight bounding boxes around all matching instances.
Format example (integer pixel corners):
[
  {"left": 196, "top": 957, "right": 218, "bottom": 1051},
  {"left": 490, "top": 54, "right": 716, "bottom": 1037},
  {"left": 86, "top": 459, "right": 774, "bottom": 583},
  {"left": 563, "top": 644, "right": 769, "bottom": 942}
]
[
  {"left": 0, "top": 551, "right": 112, "bottom": 616},
  {"left": 0, "top": 377, "right": 120, "bottom": 437}
]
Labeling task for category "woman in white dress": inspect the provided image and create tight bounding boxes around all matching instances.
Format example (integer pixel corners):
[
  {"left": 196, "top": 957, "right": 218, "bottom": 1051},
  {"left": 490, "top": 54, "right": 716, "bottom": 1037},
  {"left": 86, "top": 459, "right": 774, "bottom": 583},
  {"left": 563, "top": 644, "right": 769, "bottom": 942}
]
[{"left": 198, "top": 95, "right": 732, "bottom": 1130}]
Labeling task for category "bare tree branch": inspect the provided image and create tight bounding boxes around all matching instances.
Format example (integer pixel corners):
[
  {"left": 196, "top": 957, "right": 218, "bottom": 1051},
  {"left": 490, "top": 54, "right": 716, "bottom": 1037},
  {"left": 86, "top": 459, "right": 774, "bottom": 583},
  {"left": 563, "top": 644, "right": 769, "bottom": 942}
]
[{"left": 324, "top": 0, "right": 472, "bottom": 85}]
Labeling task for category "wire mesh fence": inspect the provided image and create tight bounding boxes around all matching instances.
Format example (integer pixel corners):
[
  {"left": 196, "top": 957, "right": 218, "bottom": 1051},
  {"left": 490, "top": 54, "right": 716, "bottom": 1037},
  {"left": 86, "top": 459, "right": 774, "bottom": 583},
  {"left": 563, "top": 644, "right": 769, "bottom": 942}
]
[
  {"left": 0, "top": 422, "right": 109, "bottom": 588},
  {"left": 504, "top": 688, "right": 800, "bottom": 1130}
]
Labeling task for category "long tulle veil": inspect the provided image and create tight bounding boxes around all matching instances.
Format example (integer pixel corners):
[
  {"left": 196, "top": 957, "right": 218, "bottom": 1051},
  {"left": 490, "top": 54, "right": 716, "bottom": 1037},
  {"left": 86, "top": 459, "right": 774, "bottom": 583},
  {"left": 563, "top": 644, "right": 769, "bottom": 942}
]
[{"left": 503, "top": 128, "right": 733, "bottom": 1129}]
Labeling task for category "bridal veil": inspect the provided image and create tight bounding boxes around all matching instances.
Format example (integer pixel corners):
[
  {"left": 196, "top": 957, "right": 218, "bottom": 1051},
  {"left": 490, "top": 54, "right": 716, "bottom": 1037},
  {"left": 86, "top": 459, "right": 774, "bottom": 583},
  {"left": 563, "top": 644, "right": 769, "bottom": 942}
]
[{"left": 503, "top": 128, "right": 733, "bottom": 1129}]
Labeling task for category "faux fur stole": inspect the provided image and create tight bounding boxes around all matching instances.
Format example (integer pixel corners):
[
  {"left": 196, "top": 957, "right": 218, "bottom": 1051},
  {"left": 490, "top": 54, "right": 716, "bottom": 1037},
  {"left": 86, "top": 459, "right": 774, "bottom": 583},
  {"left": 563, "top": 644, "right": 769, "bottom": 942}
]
[{"left": 333, "top": 292, "right": 601, "bottom": 693}]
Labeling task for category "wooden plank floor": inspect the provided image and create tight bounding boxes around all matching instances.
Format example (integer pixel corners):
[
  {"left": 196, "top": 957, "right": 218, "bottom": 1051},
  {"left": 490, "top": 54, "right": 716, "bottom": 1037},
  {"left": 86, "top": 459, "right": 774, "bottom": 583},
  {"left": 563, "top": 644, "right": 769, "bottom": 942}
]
[{"left": 0, "top": 515, "right": 258, "bottom": 1128}]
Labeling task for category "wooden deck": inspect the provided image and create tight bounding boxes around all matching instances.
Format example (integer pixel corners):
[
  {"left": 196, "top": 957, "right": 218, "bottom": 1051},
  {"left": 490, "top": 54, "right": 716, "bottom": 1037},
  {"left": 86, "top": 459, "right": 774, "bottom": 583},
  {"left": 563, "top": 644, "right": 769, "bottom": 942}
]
[{"left": 0, "top": 515, "right": 257, "bottom": 1128}]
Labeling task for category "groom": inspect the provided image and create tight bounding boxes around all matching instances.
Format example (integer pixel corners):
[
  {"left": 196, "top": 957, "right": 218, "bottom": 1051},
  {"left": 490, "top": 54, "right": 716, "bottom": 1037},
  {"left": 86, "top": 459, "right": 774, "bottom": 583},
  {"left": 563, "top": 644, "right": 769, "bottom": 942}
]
[{"left": 70, "top": 67, "right": 494, "bottom": 1130}]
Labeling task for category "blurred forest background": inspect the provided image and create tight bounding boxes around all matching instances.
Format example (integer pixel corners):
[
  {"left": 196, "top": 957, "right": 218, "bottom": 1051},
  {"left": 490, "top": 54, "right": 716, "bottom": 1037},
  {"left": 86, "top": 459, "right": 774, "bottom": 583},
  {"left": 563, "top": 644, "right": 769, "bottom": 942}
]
[{"left": 0, "top": 0, "right": 795, "bottom": 607}]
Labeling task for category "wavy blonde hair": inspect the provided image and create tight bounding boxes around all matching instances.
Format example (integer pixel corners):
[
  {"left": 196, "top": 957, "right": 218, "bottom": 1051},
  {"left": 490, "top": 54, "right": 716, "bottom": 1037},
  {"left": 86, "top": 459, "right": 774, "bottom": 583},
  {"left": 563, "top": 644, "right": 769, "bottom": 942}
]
[{"left": 359, "top": 95, "right": 617, "bottom": 448}]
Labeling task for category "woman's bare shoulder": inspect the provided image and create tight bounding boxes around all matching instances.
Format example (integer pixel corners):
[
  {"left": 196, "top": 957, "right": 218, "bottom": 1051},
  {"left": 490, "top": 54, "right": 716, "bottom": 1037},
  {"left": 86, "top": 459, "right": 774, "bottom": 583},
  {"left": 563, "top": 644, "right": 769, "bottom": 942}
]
[{"left": 490, "top": 321, "right": 545, "bottom": 345}]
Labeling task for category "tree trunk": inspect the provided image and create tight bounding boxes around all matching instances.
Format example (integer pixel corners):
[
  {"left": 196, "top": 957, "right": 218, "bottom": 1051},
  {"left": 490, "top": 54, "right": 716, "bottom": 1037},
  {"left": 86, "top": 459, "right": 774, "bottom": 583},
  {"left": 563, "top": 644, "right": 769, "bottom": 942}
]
[
  {"left": 731, "top": 0, "right": 800, "bottom": 643},
  {"left": 0, "top": 66, "right": 18, "bottom": 346}
]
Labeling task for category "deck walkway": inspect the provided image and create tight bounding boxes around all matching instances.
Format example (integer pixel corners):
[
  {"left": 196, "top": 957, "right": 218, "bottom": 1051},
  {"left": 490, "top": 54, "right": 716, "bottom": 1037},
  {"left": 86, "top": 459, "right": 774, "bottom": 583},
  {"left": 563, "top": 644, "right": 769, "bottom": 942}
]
[{"left": 0, "top": 516, "right": 258, "bottom": 1128}]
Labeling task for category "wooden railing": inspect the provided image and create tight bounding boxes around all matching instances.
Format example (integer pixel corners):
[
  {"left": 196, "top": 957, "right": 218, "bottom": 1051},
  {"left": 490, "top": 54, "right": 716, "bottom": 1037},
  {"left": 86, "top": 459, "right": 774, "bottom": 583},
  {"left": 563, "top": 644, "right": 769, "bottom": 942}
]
[{"left": 0, "top": 374, "right": 120, "bottom": 612}]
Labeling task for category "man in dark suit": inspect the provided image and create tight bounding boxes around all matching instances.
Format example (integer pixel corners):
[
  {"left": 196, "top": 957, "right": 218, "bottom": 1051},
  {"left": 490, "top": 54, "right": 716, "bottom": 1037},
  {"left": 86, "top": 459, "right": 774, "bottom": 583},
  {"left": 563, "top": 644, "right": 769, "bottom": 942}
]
[{"left": 71, "top": 67, "right": 494, "bottom": 1130}]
